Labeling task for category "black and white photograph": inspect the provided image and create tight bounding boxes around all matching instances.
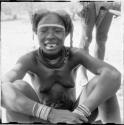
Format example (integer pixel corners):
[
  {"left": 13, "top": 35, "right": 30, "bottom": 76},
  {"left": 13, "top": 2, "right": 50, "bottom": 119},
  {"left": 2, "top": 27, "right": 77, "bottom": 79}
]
[{"left": 0, "top": 1, "right": 123, "bottom": 124}]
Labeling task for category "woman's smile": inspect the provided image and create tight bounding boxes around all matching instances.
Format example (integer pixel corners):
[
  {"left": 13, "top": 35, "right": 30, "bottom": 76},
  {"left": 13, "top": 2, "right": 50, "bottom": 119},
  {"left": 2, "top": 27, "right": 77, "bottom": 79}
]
[{"left": 44, "top": 40, "right": 58, "bottom": 50}]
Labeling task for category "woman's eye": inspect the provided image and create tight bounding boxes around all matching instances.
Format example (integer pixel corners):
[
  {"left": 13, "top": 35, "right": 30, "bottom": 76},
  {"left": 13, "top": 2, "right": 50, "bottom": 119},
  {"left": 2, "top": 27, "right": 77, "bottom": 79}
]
[
  {"left": 55, "top": 28, "right": 64, "bottom": 33},
  {"left": 40, "top": 30, "right": 47, "bottom": 33},
  {"left": 39, "top": 28, "right": 48, "bottom": 33}
]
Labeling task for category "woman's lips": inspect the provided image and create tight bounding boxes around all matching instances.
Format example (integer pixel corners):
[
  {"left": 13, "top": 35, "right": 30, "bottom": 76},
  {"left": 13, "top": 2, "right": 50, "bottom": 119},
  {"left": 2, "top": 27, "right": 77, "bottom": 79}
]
[
  {"left": 45, "top": 43, "right": 57, "bottom": 50},
  {"left": 44, "top": 40, "right": 58, "bottom": 50}
]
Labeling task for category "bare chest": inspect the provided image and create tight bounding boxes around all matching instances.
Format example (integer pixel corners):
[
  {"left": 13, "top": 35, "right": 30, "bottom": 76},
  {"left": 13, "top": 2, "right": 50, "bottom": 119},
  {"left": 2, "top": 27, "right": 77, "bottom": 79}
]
[
  {"left": 29, "top": 64, "right": 76, "bottom": 109},
  {"left": 29, "top": 60, "right": 75, "bottom": 92}
]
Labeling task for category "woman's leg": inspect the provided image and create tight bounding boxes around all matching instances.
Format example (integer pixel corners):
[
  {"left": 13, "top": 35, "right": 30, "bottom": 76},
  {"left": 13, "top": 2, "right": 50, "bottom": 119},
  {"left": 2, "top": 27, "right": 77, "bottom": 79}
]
[
  {"left": 5, "top": 80, "right": 42, "bottom": 123},
  {"left": 98, "top": 95, "right": 121, "bottom": 123},
  {"left": 74, "top": 85, "right": 99, "bottom": 123},
  {"left": 77, "top": 74, "right": 121, "bottom": 123}
]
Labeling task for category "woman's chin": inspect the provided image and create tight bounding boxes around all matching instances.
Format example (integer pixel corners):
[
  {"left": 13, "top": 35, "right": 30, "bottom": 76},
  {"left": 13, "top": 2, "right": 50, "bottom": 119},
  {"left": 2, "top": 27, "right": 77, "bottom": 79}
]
[{"left": 44, "top": 48, "right": 60, "bottom": 55}]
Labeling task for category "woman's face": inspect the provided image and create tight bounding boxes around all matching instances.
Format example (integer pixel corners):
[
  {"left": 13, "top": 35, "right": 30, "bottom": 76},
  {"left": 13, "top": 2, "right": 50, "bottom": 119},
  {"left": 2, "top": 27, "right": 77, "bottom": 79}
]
[{"left": 37, "top": 13, "right": 66, "bottom": 55}]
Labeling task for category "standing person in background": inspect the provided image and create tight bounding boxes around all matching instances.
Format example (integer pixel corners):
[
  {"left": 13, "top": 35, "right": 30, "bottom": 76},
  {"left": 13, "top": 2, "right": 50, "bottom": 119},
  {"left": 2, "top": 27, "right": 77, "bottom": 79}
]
[{"left": 77, "top": 1, "right": 121, "bottom": 81}]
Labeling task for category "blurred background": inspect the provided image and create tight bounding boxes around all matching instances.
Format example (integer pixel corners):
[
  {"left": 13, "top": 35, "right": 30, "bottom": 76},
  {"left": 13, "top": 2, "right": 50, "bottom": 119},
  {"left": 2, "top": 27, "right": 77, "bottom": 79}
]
[{"left": 1, "top": 1, "right": 123, "bottom": 123}]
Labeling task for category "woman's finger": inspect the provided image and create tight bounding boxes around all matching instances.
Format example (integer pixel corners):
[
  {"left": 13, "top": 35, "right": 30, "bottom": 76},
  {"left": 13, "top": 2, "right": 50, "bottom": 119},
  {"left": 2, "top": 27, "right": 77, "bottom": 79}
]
[
  {"left": 74, "top": 113, "right": 88, "bottom": 123},
  {"left": 79, "top": 115, "right": 88, "bottom": 123}
]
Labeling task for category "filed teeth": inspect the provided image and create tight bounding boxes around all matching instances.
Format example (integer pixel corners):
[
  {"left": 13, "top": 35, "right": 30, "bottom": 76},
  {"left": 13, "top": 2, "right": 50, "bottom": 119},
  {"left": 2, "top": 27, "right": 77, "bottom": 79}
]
[
  {"left": 45, "top": 44, "right": 57, "bottom": 49},
  {"left": 49, "top": 44, "right": 56, "bottom": 47},
  {"left": 45, "top": 40, "right": 49, "bottom": 44}
]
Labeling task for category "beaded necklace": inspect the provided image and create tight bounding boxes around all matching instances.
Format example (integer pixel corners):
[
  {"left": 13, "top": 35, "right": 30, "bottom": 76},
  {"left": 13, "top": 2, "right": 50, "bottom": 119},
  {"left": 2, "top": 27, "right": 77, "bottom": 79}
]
[{"left": 38, "top": 47, "right": 70, "bottom": 69}]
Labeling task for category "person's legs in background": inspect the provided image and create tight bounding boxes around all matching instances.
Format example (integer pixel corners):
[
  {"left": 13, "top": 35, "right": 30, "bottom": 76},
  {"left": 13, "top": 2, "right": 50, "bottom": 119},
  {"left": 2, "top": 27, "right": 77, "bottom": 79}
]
[
  {"left": 95, "top": 9, "right": 113, "bottom": 60},
  {"left": 79, "top": 2, "right": 96, "bottom": 81}
]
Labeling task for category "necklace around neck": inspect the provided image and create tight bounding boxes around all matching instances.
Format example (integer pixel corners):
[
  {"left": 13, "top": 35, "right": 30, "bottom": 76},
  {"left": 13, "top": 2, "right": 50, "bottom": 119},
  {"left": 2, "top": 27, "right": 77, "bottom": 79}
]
[{"left": 38, "top": 47, "right": 69, "bottom": 69}]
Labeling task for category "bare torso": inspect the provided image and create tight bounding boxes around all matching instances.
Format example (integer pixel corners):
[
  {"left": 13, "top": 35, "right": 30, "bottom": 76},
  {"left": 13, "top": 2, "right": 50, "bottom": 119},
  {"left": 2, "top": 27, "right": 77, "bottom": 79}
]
[
  {"left": 27, "top": 47, "right": 78, "bottom": 110},
  {"left": 5, "top": 47, "right": 99, "bottom": 123}
]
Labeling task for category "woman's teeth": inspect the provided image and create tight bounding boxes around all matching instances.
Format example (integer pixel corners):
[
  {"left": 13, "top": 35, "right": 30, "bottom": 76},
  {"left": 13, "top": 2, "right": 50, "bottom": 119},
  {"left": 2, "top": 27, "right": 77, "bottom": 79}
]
[{"left": 45, "top": 44, "right": 57, "bottom": 50}]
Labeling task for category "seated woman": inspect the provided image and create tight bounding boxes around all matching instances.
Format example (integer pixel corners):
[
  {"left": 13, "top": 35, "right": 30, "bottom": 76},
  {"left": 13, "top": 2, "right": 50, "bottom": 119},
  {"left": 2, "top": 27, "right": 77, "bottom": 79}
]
[{"left": 1, "top": 9, "right": 121, "bottom": 124}]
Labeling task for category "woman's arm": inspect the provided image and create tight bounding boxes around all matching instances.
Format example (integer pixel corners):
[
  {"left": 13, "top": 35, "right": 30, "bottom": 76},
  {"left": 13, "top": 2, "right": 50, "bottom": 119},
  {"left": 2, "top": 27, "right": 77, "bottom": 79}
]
[
  {"left": 73, "top": 48, "right": 121, "bottom": 122},
  {"left": 1, "top": 55, "right": 52, "bottom": 122},
  {"left": 1, "top": 54, "right": 31, "bottom": 83},
  {"left": 1, "top": 54, "right": 32, "bottom": 111},
  {"left": 77, "top": 48, "right": 120, "bottom": 76},
  {"left": 1, "top": 82, "right": 36, "bottom": 116}
]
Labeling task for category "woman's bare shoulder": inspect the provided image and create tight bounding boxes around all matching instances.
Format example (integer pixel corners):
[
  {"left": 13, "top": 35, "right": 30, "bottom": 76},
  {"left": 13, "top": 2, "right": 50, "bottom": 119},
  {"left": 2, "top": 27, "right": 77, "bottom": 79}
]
[
  {"left": 68, "top": 47, "right": 86, "bottom": 64},
  {"left": 17, "top": 49, "right": 38, "bottom": 64}
]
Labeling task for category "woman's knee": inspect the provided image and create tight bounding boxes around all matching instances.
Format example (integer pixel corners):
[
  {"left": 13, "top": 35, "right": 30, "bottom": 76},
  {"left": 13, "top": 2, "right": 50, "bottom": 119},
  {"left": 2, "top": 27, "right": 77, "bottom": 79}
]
[
  {"left": 4, "top": 80, "right": 40, "bottom": 123},
  {"left": 13, "top": 80, "right": 39, "bottom": 102}
]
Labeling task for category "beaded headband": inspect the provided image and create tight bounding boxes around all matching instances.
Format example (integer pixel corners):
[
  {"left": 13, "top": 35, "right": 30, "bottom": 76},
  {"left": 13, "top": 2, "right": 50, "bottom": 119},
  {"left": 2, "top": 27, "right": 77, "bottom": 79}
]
[{"left": 37, "top": 24, "right": 65, "bottom": 32}]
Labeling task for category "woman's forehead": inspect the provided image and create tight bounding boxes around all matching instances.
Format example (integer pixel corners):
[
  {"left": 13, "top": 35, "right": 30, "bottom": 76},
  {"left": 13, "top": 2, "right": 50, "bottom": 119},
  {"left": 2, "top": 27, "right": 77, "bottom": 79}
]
[
  {"left": 38, "top": 13, "right": 64, "bottom": 26},
  {"left": 37, "top": 24, "right": 65, "bottom": 32}
]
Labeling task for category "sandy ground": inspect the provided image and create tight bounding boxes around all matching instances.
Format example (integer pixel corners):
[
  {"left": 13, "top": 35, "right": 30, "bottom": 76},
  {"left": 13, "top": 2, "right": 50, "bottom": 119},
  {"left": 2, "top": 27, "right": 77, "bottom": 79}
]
[{"left": 1, "top": 14, "right": 123, "bottom": 123}]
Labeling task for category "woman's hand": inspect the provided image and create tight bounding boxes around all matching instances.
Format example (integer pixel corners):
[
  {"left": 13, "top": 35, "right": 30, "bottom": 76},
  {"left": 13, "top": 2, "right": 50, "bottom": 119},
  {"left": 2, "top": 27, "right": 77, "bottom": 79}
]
[{"left": 48, "top": 108, "right": 88, "bottom": 124}]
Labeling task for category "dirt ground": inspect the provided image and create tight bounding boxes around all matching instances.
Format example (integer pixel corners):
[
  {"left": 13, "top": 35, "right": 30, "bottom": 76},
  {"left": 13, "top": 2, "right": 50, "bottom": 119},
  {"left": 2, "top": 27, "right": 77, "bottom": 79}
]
[{"left": 1, "top": 8, "right": 123, "bottom": 123}]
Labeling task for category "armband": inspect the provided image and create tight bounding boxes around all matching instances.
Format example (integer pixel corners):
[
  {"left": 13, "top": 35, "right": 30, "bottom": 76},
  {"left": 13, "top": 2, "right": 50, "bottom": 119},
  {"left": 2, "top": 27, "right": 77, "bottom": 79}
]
[
  {"left": 32, "top": 102, "right": 52, "bottom": 121},
  {"left": 73, "top": 104, "right": 91, "bottom": 117}
]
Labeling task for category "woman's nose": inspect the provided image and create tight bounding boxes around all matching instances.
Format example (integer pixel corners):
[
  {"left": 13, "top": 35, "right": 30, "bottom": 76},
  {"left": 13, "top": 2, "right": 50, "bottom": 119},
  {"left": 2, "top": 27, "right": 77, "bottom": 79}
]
[{"left": 46, "top": 29, "right": 55, "bottom": 39}]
